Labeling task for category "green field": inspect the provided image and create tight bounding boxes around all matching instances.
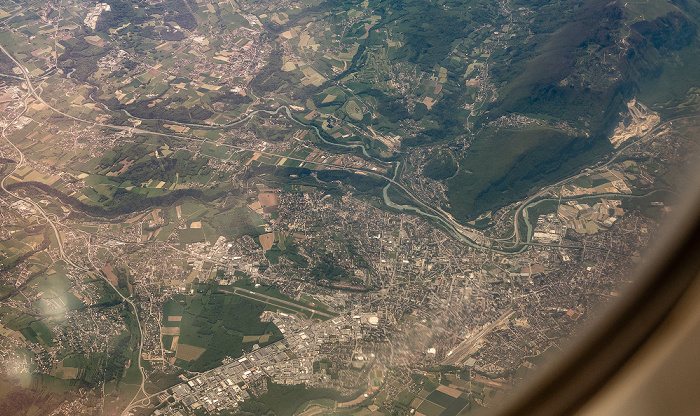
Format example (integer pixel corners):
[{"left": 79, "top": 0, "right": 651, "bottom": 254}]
[
  {"left": 224, "top": 279, "right": 337, "bottom": 320},
  {"left": 163, "top": 285, "right": 283, "bottom": 372},
  {"left": 345, "top": 100, "right": 363, "bottom": 121},
  {"left": 242, "top": 382, "right": 359, "bottom": 416},
  {"left": 416, "top": 399, "right": 445, "bottom": 416},
  {"left": 426, "top": 390, "right": 455, "bottom": 408},
  {"left": 179, "top": 228, "right": 206, "bottom": 244},
  {"left": 396, "top": 389, "right": 415, "bottom": 406},
  {"left": 0, "top": 0, "right": 699, "bottom": 415}
]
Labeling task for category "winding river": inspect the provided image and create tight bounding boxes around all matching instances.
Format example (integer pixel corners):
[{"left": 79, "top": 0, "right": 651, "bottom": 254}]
[{"left": 100, "top": 102, "right": 682, "bottom": 253}]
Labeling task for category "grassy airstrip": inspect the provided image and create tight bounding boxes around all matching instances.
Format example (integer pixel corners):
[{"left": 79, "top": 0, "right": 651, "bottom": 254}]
[{"left": 160, "top": 280, "right": 333, "bottom": 372}]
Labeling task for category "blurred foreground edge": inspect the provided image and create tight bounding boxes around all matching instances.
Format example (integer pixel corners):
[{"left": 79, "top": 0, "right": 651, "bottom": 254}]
[{"left": 495, "top": 173, "right": 700, "bottom": 416}]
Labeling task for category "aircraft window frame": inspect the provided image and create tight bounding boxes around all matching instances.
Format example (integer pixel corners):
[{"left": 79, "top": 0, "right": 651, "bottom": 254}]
[{"left": 494, "top": 183, "right": 700, "bottom": 416}]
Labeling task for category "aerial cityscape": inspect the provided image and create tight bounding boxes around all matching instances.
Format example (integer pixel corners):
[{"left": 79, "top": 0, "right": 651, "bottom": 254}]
[{"left": 0, "top": 0, "right": 699, "bottom": 415}]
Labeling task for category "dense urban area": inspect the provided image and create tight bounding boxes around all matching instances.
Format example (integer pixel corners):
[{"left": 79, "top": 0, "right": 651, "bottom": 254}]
[{"left": 0, "top": 0, "right": 699, "bottom": 415}]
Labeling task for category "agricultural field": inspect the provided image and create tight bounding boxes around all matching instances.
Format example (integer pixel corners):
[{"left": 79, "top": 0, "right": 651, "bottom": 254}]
[
  {"left": 159, "top": 278, "right": 337, "bottom": 372},
  {"left": 0, "top": 0, "right": 699, "bottom": 415},
  {"left": 161, "top": 284, "right": 283, "bottom": 372}
]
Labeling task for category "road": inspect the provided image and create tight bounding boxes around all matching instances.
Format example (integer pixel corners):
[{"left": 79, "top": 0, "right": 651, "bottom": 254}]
[
  {"left": 1, "top": 43, "right": 512, "bottom": 259},
  {"left": 0, "top": 45, "right": 497, "bottom": 252},
  {"left": 1, "top": 36, "right": 693, "bottom": 258},
  {"left": 442, "top": 308, "right": 515, "bottom": 366},
  {"left": 502, "top": 116, "right": 684, "bottom": 250},
  {"left": 0, "top": 16, "right": 692, "bottom": 416},
  {"left": 0, "top": 45, "right": 151, "bottom": 416}
]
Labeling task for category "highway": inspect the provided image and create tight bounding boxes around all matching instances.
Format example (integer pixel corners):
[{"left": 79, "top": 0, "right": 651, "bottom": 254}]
[
  {"left": 0, "top": 44, "right": 496, "bottom": 253},
  {"left": 1, "top": 39, "right": 692, "bottom": 414},
  {"left": 1, "top": 36, "right": 694, "bottom": 258}
]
